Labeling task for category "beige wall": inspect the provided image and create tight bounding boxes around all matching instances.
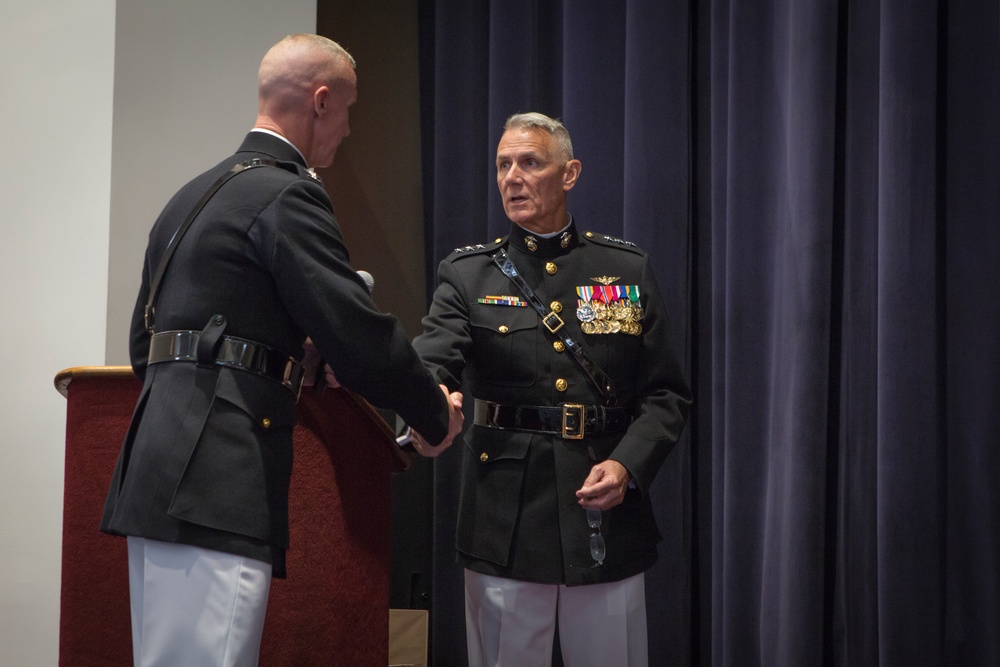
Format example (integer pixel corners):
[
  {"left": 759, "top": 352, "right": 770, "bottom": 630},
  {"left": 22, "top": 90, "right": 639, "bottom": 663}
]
[{"left": 105, "top": 1, "right": 319, "bottom": 363}]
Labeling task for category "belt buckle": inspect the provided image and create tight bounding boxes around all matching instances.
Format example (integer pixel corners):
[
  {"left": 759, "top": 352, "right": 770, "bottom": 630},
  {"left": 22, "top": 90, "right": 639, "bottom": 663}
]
[
  {"left": 542, "top": 311, "right": 565, "bottom": 334},
  {"left": 561, "top": 403, "right": 585, "bottom": 440},
  {"left": 284, "top": 360, "right": 305, "bottom": 403}
]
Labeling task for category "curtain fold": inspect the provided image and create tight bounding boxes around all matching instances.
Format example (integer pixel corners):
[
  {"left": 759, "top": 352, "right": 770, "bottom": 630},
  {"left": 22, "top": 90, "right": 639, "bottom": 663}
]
[{"left": 419, "top": 0, "right": 1000, "bottom": 664}]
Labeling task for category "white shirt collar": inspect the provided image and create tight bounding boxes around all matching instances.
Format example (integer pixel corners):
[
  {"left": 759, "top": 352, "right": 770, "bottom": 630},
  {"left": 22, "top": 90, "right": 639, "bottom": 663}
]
[
  {"left": 517, "top": 215, "right": 573, "bottom": 239},
  {"left": 250, "top": 128, "right": 308, "bottom": 165}
]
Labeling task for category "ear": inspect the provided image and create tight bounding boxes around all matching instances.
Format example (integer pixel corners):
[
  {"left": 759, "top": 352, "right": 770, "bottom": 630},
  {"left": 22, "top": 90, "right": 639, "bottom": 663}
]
[
  {"left": 314, "top": 86, "right": 330, "bottom": 115},
  {"left": 562, "top": 159, "right": 582, "bottom": 191}
]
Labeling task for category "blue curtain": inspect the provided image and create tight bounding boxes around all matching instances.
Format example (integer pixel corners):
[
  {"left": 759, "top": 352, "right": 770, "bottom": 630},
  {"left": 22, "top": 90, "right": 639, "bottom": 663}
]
[{"left": 418, "top": 0, "right": 1000, "bottom": 664}]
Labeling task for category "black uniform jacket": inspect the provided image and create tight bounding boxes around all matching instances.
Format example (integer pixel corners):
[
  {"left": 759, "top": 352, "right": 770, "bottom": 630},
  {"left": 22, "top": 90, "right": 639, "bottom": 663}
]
[
  {"left": 414, "top": 220, "right": 692, "bottom": 586},
  {"left": 101, "top": 132, "right": 449, "bottom": 576}
]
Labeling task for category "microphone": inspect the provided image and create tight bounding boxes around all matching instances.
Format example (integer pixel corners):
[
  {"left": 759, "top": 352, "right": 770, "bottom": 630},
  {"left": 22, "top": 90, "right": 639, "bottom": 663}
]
[{"left": 357, "top": 270, "right": 375, "bottom": 295}]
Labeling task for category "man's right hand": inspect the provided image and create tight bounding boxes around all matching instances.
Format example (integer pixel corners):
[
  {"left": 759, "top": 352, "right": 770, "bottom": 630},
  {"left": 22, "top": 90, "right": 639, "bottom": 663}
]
[{"left": 412, "top": 385, "right": 464, "bottom": 457}]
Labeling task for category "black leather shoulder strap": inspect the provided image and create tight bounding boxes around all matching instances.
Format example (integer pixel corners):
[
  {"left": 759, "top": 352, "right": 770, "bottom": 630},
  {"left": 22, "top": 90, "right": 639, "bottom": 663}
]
[{"left": 143, "top": 158, "right": 298, "bottom": 334}]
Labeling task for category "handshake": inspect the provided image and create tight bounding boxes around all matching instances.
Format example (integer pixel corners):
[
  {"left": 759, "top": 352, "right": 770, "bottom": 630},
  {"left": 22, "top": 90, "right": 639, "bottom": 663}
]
[{"left": 301, "top": 338, "right": 464, "bottom": 458}]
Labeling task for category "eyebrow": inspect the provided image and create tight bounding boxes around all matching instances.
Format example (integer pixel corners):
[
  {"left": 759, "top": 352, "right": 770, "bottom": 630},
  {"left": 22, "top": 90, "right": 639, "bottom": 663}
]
[{"left": 496, "top": 150, "right": 542, "bottom": 163}]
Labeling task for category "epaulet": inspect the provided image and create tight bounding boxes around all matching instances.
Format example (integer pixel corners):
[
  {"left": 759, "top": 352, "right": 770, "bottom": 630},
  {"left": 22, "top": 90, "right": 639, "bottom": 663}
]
[
  {"left": 245, "top": 158, "right": 322, "bottom": 185},
  {"left": 285, "top": 162, "right": 324, "bottom": 185},
  {"left": 448, "top": 236, "right": 506, "bottom": 259},
  {"left": 582, "top": 231, "right": 645, "bottom": 254}
]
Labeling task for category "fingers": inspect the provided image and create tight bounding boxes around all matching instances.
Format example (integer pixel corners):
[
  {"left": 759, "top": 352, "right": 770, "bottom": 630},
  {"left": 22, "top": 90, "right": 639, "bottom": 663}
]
[
  {"left": 411, "top": 429, "right": 451, "bottom": 458},
  {"left": 323, "top": 364, "right": 340, "bottom": 388},
  {"left": 442, "top": 384, "right": 465, "bottom": 440},
  {"left": 576, "top": 460, "right": 630, "bottom": 511}
]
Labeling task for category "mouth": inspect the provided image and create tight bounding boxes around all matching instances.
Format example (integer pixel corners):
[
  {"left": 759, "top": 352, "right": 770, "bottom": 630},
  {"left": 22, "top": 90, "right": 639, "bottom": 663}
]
[{"left": 508, "top": 195, "right": 529, "bottom": 205}]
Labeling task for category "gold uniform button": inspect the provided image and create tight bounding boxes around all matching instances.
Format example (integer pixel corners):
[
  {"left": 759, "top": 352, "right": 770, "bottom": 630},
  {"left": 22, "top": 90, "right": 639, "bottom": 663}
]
[
  {"left": 545, "top": 262, "right": 557, "bottom": 275},
  {"left": 553, "top": 341, "right": 565, "bottom": 353},
  {"left": 498, "top": 325, "right": 509, "bottom": 334},
  {"left": 555, "top": 378, "right": 568, "bottom": 392},
  {"left": 261, "top": 417, "right": 272, "bottom": 429},
  {"left": 549, "top": 301, "right": 562, "bottom": 313},
  {"left": 480, "top": 452, "right": 489, "bottom": 462}
]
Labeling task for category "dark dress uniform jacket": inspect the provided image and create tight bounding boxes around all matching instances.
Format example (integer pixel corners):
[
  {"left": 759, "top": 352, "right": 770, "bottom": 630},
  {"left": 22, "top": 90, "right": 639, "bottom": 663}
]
[
  {"left": 101, "top": 132, "right": 449, "bottom": 576},
  {"left": 414, "top": 221, "right": 692, "bottom": 586}
]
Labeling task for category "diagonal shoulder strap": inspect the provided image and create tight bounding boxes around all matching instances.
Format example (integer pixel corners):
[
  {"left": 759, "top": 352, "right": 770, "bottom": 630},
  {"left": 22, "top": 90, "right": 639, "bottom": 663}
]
[
  {"left": 144, "top": 158, "right": 296, "bottom": 334},
  {"left": 490, "top": 248, "right": 618, "bottom": 406}
]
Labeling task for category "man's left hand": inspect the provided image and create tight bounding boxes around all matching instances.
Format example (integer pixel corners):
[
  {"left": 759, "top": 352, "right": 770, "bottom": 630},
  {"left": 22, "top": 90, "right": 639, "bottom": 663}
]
[{"left": 575, "top": 460, "right": 631, "bottom": 511}]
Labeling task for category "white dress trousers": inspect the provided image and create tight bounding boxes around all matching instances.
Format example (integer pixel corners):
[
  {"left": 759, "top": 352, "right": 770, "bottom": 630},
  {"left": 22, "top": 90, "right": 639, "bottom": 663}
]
[
  {"left": 127, "top": 536, "right": 272, "bottom": 667},
  {"left": 464, "top": 569, "right": 648, "bottom": 667}
]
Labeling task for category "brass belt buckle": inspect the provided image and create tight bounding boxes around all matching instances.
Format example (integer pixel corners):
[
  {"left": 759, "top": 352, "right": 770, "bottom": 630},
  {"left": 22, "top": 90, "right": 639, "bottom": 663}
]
[
  {"left": 543, "top": 310, "right": 565, "bottom": 334},
  {"left": 561, "top": 403, "right": 585, "bottom": 440}
]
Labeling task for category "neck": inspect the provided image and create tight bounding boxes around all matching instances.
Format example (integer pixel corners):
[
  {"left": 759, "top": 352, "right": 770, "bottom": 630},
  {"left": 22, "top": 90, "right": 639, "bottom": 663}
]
[
  {"left": 254, "top": 116, "right": 312, "bottom": 165},
  {"left": 518, "top": 209, "right": 569, "bottom": 236}
]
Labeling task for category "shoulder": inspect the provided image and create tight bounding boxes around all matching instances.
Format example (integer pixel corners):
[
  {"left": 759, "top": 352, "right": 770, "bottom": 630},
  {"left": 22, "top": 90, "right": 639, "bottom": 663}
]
[
  {"left": 231, "top": 159, "right": 330, "bottom": 211},
  {"left": 441, "top": 236, "right": 506, "bottom": 264},
  {"left": 580, "top": 231, "right": 647, "bottom": 257}
]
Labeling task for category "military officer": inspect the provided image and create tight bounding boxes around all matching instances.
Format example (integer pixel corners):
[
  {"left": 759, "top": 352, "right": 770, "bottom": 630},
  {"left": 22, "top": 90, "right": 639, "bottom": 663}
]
[
  {"left": 101, "top": 35, "right": 463, "bottom": 666},
  {"left": 413, "top": 112, "right": 692, "bottom": 666}
]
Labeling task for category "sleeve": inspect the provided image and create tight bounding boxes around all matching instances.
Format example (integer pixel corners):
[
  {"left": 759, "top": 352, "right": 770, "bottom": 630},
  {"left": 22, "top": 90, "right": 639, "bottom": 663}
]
[
  {"left": 412, "top": 258, "right": 473, "bottom": 392},
  {"left": 256, "top": 178, "right": 451, "bottom": 445},
  {"left": 128, "top": 251, "right": 153, "bottom": 380},
  {"left": 608, "top": 255, "right": 693, "bottom": 494}
]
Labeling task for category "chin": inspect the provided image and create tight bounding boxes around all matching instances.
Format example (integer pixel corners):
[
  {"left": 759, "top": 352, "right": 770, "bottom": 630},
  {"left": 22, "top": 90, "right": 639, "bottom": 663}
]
[{"left": 505, "top": 209, "right": 535, "bottom": 225}]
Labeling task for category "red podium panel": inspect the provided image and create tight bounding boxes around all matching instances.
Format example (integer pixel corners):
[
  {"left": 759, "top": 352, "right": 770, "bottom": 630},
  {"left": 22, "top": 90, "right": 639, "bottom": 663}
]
[{"left": 55, "top": 366, "right": 409, "bottom": 666}]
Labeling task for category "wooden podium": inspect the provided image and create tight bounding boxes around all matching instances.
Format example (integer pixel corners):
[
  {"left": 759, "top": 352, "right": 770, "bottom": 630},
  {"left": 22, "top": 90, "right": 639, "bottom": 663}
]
[{"left": 55, "top": 366, "right": 410, "bottom": 666}]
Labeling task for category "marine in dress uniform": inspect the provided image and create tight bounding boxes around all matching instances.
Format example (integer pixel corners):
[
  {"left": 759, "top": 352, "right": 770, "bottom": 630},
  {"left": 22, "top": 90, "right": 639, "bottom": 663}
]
[
  {"left": 413, "top": 112, "right": 692, "bottom": 666},
  {"left": 100, "top": 35, "right": 461, "bottom": 667}
]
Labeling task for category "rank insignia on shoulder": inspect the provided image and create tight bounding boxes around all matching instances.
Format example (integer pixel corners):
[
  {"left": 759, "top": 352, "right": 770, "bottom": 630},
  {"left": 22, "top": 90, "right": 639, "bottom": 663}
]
[
  {"left": 602, "top": 235, "right": 636, "bottom": 247},
  {"left": 477, "top": 295, "right": 528, "bottom": 307},
  {"left": 454, "top": 244, "right": 488, "bottom": 253},
  {"left": 583, "top": 231, "right": 640, "bottom": 249}
]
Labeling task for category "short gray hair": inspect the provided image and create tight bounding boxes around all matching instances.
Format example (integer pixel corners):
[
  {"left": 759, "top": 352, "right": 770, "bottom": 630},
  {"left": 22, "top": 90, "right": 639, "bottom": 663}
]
[{"left": 503, "top": 112, "right": 574, "bottom": 163}]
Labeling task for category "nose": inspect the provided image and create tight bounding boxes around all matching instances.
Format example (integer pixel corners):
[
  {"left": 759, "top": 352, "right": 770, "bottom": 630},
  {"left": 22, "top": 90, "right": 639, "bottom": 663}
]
[{"left": 502, "top": 164, "right": 522, "bottom": 184}]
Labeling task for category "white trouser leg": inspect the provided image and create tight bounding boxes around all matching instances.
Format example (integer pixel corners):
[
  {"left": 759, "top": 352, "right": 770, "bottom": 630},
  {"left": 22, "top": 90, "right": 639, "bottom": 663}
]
[
  {"left": 127, "top": 536, "right": 272, "bottom": 667},
  {"left": 557, "top": 572, "right": 648, "bottom": 667},
  {"left": 465, "top": 570, "right": 558, "bottom": 667}
]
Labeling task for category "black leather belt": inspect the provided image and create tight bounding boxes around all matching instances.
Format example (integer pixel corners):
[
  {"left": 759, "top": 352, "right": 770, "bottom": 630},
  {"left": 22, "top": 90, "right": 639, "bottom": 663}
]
[
  {"left": 473, "top": 399, "right": 631, "bottom": 440},
  {"left": 148, "top": 330, "right": 305, "bottom": 397}
]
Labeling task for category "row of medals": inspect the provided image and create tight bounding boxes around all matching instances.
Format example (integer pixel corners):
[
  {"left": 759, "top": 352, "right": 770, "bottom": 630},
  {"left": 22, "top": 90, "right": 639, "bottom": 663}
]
[{"left": 576, "top": 298, "right": 644, "bottom": 335}]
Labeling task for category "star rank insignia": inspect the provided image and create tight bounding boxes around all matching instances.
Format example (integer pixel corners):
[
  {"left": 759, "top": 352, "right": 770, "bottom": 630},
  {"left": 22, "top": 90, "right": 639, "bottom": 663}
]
[
  {"left": 603, "top": 235, "right": 637, "bottom": 247},
  {"left": 454, "top": 244, "right": 487, "bottom": 253}
]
